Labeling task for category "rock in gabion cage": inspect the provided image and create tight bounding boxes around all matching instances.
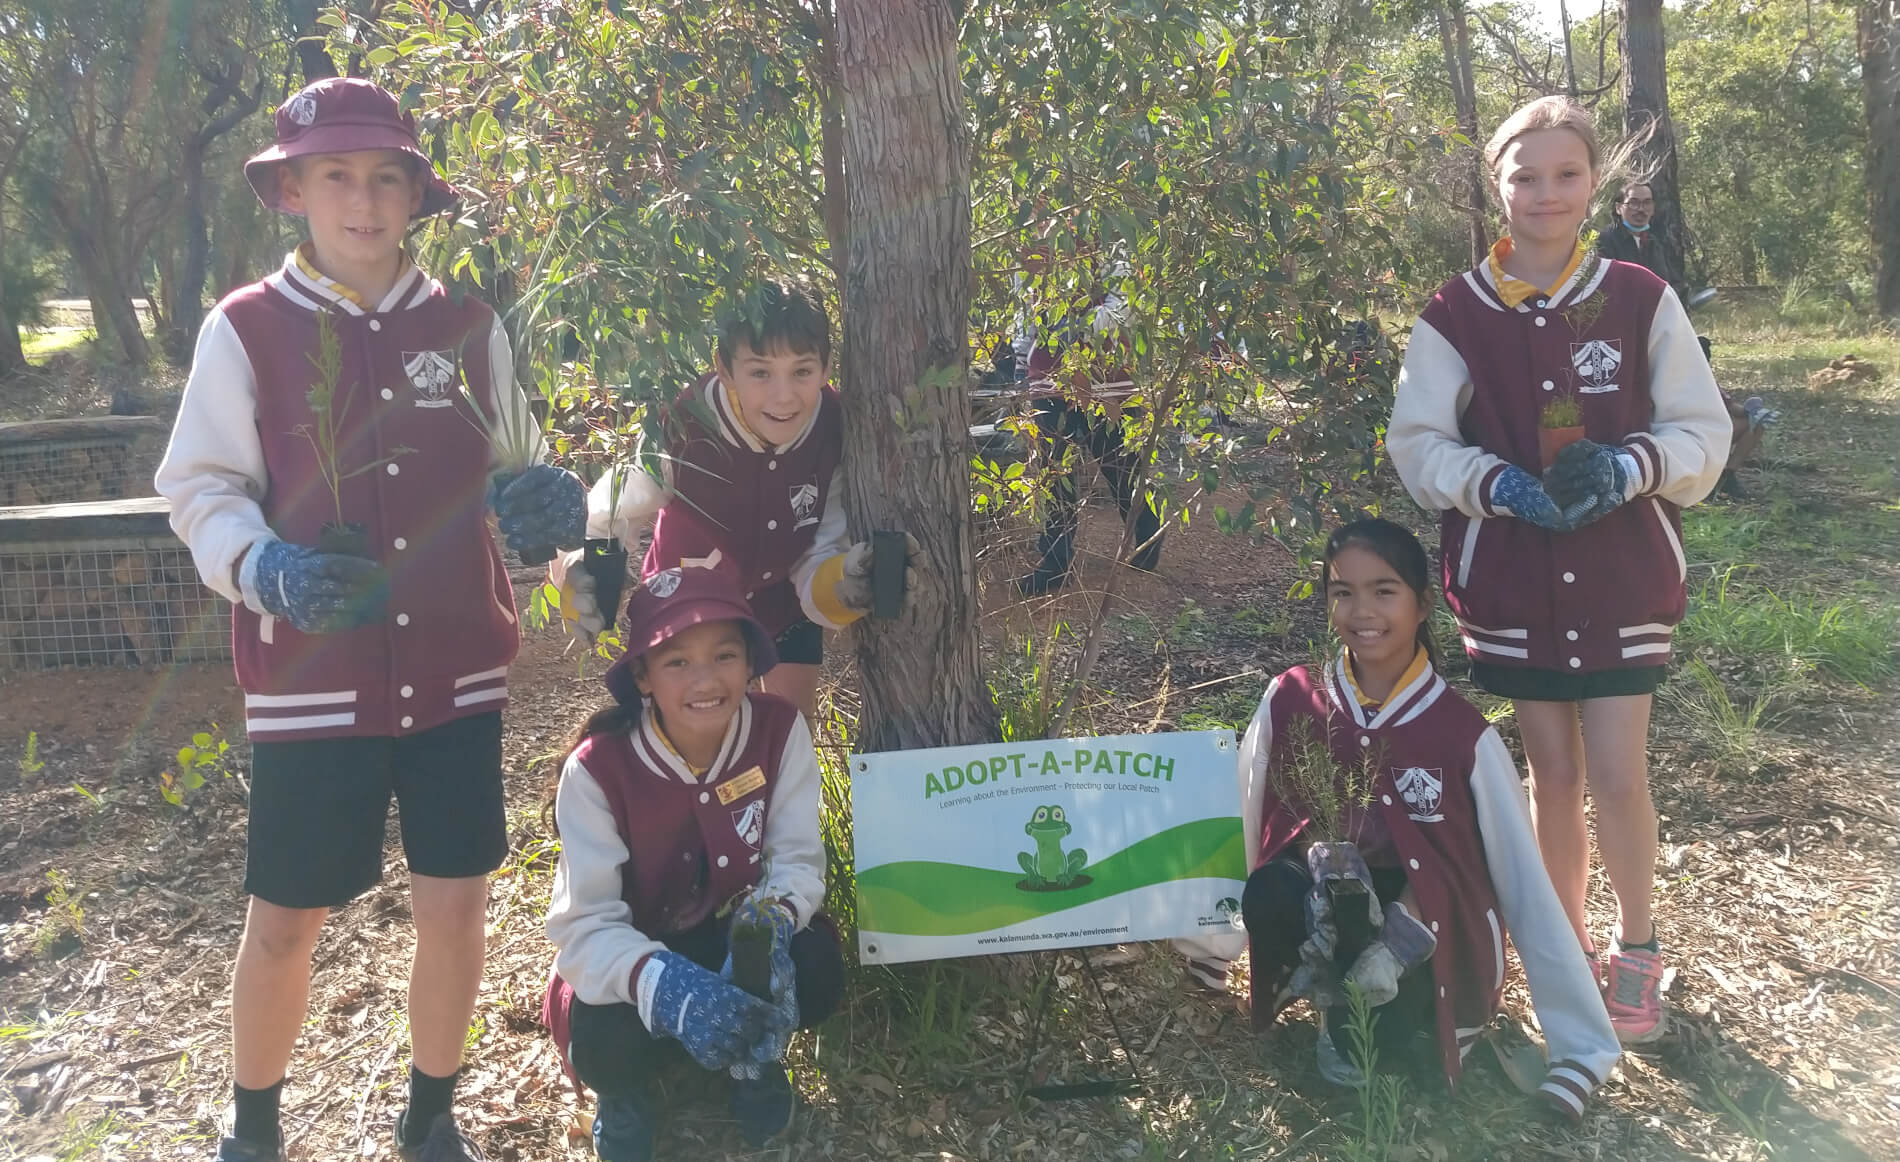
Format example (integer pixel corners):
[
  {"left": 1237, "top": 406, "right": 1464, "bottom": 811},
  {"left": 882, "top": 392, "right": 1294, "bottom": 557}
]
[
  {"left": 0, "top": 503, "right": 228, "bottom": 673},
  {"left": 0, "top": 417, "right": 167, "bottom": 507}
]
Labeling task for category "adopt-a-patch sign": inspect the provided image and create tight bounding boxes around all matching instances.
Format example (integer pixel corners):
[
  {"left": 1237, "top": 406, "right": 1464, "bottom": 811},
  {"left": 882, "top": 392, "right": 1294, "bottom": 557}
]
[{"left": 850, "top": 730, "right": 1247, "bottom": 965}]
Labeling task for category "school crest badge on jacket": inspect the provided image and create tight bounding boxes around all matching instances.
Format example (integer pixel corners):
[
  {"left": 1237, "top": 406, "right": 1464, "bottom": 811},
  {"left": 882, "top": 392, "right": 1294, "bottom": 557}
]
[
  {"left": 404, "top": 349, "right": 458, "bottom": 407},
  {"left": 731, "top": 800, "right": 766, "bottom": 848},
  {"left": 1395, "top": 765, "right": 1445, "bottom": 823},
  {"left": 1570, "top": 339, "right": 1621, "bottom": 393}
]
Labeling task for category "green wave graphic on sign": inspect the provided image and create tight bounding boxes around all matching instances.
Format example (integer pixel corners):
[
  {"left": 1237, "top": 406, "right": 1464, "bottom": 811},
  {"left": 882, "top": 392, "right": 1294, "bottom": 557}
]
[{"left": 857, "top": 817, "right": 1244, "bottom": 936}]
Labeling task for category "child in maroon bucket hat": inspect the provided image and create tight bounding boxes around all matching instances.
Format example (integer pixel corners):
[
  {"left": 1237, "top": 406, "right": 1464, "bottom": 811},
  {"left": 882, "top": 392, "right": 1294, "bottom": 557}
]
[
  {"left": 155, "top": 76, "right": 590, "bottom": 1162},
  {"left": 542, "top": 558, "right": 844, "bottom": 1161}
]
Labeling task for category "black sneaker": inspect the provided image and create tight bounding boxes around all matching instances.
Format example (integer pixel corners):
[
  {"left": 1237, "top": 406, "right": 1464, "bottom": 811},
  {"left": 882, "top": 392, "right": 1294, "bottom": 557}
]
[
  {"left": 592, "top": 1088, "right": 658, "bottom": 1162},
  {"left": 396, "top": 1111, "right": 486, "bottom": 1162},
  {"left": 728, "top": 1068, "right": 795, "bottom": 1146},
  {"left": 214, "top": 1138, "right": 281, "bottom": 1162}
]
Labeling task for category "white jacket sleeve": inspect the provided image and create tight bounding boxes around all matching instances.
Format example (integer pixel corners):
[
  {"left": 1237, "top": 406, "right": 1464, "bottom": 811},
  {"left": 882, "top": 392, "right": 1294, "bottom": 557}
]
[
  {"left": 546, "top": 752, "right": 664, "bottom": 1007},
  {"left": 790, "top": 470, "right": 859, "bottom": 630},
  {"left": 1172, "top": 677, "right": 1278, "bottom": 967},
  {"left": 1388, "top": 319, "right": 1510, "bottom": 518},
  {"left": 1469, "top": 727, "right": 1620, "bottom": 1109},
  {"left": 754, "top": 713, "right": 828, "bottom": 927},
  {"left": 1620, "top": 287, "right": 1731, "bottom": 507},
  {"left": 154, "top": 307, "right": 275, "bottom": 610}
]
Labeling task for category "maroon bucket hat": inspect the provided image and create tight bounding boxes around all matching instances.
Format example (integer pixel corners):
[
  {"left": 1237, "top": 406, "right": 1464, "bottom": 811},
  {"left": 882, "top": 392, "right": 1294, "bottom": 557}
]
[
  {"left": 243, "top": 77, "right": 459, "bottom": 217},
  {"left": 602, "top": 561, "right": 779, "bottom": 710}
]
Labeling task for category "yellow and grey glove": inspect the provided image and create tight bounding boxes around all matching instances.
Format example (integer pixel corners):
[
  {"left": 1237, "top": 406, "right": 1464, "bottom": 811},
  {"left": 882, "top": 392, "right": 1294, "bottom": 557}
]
[
  {"left": 550, "top": 548, "right": 606, "bottom": 640},
  {"left": 833, "top": 532, "right": 923, "bottom": 617}
]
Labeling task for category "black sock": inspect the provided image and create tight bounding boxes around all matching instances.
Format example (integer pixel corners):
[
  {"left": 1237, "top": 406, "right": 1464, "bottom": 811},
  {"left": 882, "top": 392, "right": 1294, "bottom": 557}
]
[
  {"left": 401, "top": 1065, "right": 458, "bottom": 1143},
  {"left": 231, "top": 1078, "right": 284, "bottom": 1147}
]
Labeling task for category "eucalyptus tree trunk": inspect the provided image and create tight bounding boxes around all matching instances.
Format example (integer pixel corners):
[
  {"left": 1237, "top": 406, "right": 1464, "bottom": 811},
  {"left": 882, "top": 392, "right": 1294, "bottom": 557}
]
[
  {"left": 1862, "top": 0, "right": 1900, "bottom": 315},
  {"left": 1436, "top": 0, "right": 1488, "bottom": 267},
  {"left": 834, "top": 0, "right": 997, "bottom": 751},
  {"left": 1620, "top": 0, "right": 1688, "bottom": 287}
]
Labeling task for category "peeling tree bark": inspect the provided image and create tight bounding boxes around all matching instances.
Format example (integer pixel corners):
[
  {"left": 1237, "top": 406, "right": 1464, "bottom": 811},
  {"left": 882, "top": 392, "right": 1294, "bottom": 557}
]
[
  {"left": 1862, "top": 0, "right": 1900, "bottom": 315},
  {"left": 834, "top": 0, "right": 997, "bottom": 752}
]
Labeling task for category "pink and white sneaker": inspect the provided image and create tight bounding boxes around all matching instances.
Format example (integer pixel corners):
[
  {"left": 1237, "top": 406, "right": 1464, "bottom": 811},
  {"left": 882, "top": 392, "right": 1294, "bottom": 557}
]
[{"left": 1603, "top": 945, "right": 1666, "bottom": 1044}]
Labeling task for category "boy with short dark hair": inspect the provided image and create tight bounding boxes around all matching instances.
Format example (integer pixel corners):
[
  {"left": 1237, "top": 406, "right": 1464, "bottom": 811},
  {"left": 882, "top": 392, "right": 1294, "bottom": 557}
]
[
  {"left": 156, "top": 76, "right": 586, "bottom": 1162},
  {"left": 556, "top": 279, "right": 920, "bottom": 718}
]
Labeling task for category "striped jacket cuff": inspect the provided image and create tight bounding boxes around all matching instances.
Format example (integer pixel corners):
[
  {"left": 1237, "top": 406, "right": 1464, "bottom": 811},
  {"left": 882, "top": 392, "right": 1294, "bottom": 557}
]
[
  {"left": 1478, "top": 463, "right": 1509, "bottom": 517},
  {"left": 1620, "top": 435, "right": 1663, "bottom": 496},
  {"left": 1537, "top": 1058, "right": 1605, "bottom": 1122}
]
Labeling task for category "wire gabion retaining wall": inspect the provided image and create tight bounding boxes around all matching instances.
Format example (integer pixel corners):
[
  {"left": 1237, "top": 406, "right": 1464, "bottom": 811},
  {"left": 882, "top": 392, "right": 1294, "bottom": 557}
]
[
  {"left": 0, "top": 417, "right": 166, "bottom": 506},
  {"left": 0, "top": 499, "right": 227, "bottom": 673}
]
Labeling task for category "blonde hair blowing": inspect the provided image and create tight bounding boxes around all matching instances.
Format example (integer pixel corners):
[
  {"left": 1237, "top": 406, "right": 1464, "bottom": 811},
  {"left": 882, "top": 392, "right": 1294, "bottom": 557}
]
[{"left": 1483, "top": 95, "right": 1654, "bottom": 207}]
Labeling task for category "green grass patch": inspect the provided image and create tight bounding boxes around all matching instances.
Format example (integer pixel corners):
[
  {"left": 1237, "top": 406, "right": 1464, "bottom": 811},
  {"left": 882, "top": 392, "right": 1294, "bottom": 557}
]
[
  {"left": 21, "top": 327, "right": 95, "bottom": 359},
  {"left": 857, "top": 817, "right": 1243, "bottom": 935},
  {"left": 1677, "top": 568, "right": 1899, "bottom": 686}
]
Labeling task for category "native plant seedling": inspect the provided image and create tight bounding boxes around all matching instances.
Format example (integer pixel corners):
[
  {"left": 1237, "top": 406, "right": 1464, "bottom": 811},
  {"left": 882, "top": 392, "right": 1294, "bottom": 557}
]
[
  {"left": 17, "top": 731, "right": 44, "bottom": 777},
  {"left": 35, "top": 870, "right": 84, "bottom": 958},
  {"left": 1538, "top": 393, "right": 1586, "bottom": 469},
  {"left": 159, "top": 724, "right": 238, "bottom": 807},
  {"left": 294, "top": 310, "right": 414, "bottom": 553}
]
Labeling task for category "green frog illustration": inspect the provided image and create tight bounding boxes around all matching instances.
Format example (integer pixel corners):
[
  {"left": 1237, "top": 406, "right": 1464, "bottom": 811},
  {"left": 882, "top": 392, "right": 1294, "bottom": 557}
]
[{"left": 1018, "top": 804, "right": 1087, "bottom": 888}]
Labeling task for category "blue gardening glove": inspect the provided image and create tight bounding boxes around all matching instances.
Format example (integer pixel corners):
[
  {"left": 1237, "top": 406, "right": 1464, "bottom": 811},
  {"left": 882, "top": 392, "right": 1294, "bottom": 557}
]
[
  {"left": 1741, "top": 396, "right": 1780, "bottom": 430},
  {"left": 722, "top": 899, "right": 799, "bottom": 1074},
  {"left": 252, "top": 539, "right": 388, "bottom": 633},
  {"left": 1490, "top": 464, "right": 1573, "bottom": 532},
  {"left": 1345, "top": 899, "right": 1439, "bottom": 1007},
  {"left": 492, "top": 465, "right": 587, "bottom": 554},
  {"left": 638, "top": 950, "right": 778, "bottom": 1072},
  {"left": 1543, "top": 439, "right": 1630, "bottom": 528}
]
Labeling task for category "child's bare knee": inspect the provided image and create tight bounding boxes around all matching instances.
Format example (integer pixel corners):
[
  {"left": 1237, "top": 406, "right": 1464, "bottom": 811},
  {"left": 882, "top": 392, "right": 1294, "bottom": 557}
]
[{"left": 243, "top": 902, "right": 326, "bottom": 961}]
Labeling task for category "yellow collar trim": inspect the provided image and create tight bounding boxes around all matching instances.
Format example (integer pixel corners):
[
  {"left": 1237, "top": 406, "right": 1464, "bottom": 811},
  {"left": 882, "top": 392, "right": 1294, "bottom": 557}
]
[
  {"left": 1343, "top": 645, "right": 1430, "bottom": 710},
  {"left": 650, "top": 719, "right": 708, "bottom": 776},
  {"left": 293, "top": 241, "right": 409, "bottom": 310},
  {"left": 1488, "top": 237, "right": 1586, "bottom": 308}
]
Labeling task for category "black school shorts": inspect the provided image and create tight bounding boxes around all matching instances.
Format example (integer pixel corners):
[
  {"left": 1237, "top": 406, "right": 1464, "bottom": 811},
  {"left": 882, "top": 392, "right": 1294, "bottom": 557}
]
[
  {"left": 1470, "top": 662, "right": 1667, "bottom": 702},
  {"left": 245, "top": 712, "right": 507, "bottom": 909}
]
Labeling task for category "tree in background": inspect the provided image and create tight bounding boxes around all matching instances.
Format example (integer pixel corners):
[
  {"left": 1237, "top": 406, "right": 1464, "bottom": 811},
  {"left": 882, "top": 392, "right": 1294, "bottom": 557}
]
[
  {"left": 1619, "top": 0, "right": 1689, "bottom": 283},
  {"left": 1863, "top": 0, "right": 1900, "bottom": 314}
]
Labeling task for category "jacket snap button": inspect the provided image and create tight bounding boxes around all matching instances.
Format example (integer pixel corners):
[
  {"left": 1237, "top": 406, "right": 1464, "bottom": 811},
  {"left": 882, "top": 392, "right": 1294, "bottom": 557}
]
[
  {"left": 400, "top": 715, "right": 413, "bottom": 728},
  {"left": 369, "top": 319, "right": 382, "bottom": 332},
  {"left": 761, "top": 571, "right": 773, "bottom": 580},
  {"left": 1409, "top": 859, "right": 1421, "bottom": 870},
  {"left": 396, "top": 613, "right": 410, "bottom": 626},
  {"left": 767, "top": 520, "right": 777, "bottom": 530},
  {"left": 394, "top": 537, "right": 407, "bottom": 550},
  {"left": 1566, "top": 630, "right": 1579, "bottom": 641},
  {"left": 1569, "top": 657, "right": 1582, "bottom": 668},
  {"left": 767, "top": 460, "right": 778, "bottom": 470},
  {"left": 699, "top": 792, "right": 710, "bottom": 804},
  {"left": 1562, "top": 571, "right": 1576, "bottom": 583},
  {"left": 1358, "top": 735, "right": 1370, "bottom": 747},
  {"left": 1541, "top": 380, "right": 1554, "bottom": 391},
  {"left": 1381, "top": 795, "right": 1392, "bottom": 805},
  {"left": 1534, "top": 316, "right": 1547, "bottom": 327},
  {"left": 381, "top": 388, "right": 394, "bottom": 401},
  {"left": 400, "top": 685, "right": 413, "bottom": 698},
  {"left": 386, "top": 463, "right": 400, "bottom": 476},
  {"left": 716, "top": 855, "right": 729, "bottom": 868}
]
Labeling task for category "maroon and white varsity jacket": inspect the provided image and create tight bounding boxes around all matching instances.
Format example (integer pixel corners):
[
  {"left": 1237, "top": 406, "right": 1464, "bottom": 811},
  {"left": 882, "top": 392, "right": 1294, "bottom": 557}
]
[
  {"left": 1242, "top": 657, "right": 1619, "bottom": 1111},
  {"left": 541, "top": 694, "right": 825, "bottom": 1055},
  {"left": 1389, "top": 256, "right": 1729, "bottom": 672},
  {"left": 580, "top": 374, "right": 855, "bottom": 635},
  {"left": 156, "top": 252, "right": 532, "bottom": 741}
]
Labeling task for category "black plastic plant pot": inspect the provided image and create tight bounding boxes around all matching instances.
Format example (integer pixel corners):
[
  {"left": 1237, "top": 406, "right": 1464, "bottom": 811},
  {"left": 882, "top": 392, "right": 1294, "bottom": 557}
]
[
  {"left": 318, "top": 521, "right": 371, "bottom": 559},
  {"left": 1329, "top": 879, "right": 1375, "bottom": 970},
  {"left": 582, "top": 538, "right": 629, "bottom": 631}
]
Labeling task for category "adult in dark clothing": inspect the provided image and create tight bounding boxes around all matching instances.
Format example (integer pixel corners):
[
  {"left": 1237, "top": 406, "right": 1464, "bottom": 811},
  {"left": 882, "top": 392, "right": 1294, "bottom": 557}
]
[{"left": 1594, "top": 183, "right": 1683, "bottom": 293}]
